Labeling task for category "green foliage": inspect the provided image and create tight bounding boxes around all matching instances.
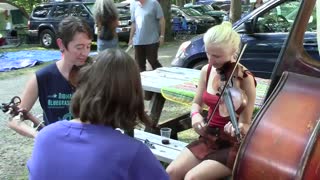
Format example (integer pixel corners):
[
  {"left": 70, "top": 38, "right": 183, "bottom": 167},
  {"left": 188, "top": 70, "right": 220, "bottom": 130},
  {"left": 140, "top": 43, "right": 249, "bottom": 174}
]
[
  {"left": 253, "top": 107, "right": 260, "bottom": 118},
  {"left": 7, "top": 0, "right": 43, "bottom": 14},
  {"left": 161, "top": 161, "right": 169, "bottom": 168}
]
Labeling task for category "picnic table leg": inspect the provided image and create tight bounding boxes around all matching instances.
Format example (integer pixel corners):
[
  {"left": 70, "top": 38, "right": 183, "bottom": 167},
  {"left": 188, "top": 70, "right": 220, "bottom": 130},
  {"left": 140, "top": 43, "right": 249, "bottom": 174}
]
[
  {"left": 145, "top": 92, "right": 165, "bottom": 134},
  {"left": 158, "top": 113, "right": 191, "bottom": 140}
]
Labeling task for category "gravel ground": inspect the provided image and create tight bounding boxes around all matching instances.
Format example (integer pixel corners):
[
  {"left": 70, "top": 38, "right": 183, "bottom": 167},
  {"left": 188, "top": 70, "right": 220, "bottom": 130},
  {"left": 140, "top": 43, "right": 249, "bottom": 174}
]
[{"left": 0, "top": 41, "right": 193, "bottom": 179}]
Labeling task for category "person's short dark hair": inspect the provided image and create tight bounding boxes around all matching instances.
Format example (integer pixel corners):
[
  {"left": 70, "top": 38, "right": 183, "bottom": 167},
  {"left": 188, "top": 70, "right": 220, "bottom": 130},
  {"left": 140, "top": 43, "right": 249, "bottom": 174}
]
[
  {"left": 58, "top": 16, "right": 93, "bottom": 49},
  {"left": 71, "top": 49, "right": 151, "bottom": 130}
]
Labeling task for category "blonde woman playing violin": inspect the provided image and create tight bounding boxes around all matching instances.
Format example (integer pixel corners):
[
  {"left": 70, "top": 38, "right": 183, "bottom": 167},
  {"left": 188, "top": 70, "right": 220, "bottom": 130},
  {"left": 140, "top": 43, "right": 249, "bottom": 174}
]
[{"left": 166, "top": 21, "right": 257, "bottom": 180}]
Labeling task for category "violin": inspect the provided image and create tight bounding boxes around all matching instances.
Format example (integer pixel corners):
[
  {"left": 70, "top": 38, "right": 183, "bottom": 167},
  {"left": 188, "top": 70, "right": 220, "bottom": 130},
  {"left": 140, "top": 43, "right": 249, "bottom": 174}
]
[
  {"left": 216, "top": 62, "right": 248, "bottom": 117},
  {"left": 69, "top": 56, "right": 94, "bottom": 89},
  {"left": 207, "top": 44, "right": 248, "bottom": 142},
  {"left": 1, "top": 96, "right": 45, "bottom": 130}
]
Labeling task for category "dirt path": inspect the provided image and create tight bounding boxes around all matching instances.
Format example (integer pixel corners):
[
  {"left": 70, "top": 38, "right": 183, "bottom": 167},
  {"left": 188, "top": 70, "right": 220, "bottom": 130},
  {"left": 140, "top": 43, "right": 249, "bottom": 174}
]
[{"left": 0, "top": 41, "right": 190, "bottom": 179}]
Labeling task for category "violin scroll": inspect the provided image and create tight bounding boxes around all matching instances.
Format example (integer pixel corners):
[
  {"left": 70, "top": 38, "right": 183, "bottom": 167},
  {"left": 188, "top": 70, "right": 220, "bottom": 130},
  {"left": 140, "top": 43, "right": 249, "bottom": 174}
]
[
  {"left": 1, "top": 96, "right": 44, "bottom": 130},
  {"left": 68, "top": 56, "right": 94, "bottom": 89}
]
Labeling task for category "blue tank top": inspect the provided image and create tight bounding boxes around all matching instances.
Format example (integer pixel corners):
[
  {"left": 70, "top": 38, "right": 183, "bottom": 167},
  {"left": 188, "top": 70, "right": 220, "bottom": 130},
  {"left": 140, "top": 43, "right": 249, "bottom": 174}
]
[{"left": 36, "top": 63, "right": 74, "bottom": 125}]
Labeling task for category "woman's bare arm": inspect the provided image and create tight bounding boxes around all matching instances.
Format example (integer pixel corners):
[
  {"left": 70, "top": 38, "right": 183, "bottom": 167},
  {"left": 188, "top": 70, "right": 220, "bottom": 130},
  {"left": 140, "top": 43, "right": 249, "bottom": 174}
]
[
  {"left": 7, "top": 74, "right": 40, "bottom": 138},
  {"left": 234, "top": 75, "right": 256, "bottom": 136}
]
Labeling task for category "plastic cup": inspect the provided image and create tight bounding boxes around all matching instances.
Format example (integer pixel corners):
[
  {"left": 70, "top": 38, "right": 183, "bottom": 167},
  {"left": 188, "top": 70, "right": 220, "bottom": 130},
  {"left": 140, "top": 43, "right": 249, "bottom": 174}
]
[{"left": 160, "top": 127, "right": 172, "bottom": 144}]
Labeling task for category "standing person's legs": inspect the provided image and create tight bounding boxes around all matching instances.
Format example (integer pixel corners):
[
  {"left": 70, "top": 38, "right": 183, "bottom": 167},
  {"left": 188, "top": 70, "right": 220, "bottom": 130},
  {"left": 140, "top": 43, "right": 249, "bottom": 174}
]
[
  {"left": 145, "top": 42, "right": 162, "bottom": 70},
  {"left": 135, "top": 44, "right": 151, "bottom": 100},
  {"left": 134, "top": 45, "right": 147, "bottom": 72}
]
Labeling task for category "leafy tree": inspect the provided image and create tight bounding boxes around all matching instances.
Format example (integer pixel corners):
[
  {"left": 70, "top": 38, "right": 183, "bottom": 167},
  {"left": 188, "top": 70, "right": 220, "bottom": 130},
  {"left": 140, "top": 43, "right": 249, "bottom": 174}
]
[{"left": 7, "top": 0, "right": 43, "bottom": 14}]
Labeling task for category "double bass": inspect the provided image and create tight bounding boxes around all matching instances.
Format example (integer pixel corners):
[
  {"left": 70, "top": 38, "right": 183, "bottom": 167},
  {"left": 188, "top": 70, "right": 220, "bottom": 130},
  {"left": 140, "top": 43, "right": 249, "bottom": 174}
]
[{"left": 232, "top": 0, "right": 320, "bottom": 179}]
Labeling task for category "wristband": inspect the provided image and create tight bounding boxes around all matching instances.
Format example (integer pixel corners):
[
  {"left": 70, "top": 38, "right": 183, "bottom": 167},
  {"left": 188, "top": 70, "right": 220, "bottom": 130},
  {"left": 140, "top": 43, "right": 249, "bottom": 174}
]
[
  {"left": 160, "top": 35, "right": 164, "bottom": 38},
  {"left": 190, "top": 111, "right": 199, "bottom": 118}
]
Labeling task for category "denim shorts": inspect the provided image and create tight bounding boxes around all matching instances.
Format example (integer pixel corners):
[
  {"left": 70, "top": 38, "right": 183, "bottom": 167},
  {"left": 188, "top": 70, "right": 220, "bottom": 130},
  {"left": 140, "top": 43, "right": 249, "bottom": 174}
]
[{"left": 97, "top": 37, "right": 118, "bottom": 52}]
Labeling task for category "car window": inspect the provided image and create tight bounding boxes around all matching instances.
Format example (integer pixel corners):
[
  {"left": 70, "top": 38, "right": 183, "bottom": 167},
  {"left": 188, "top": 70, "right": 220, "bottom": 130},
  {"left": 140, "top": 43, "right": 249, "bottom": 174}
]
[
  {"left": 202, "top": 5, "right": 214, "bottom": 11},
  {"left": 84, "top": 3, "right": 94, "bottom": 14},
  {"left": 285, "top": 7, "right": 316, "bottom": 32},
  {"left": 305, "top": 2, "right": 319, "bottom": 60},
  {"left": 70, "top": 4, "right": 89, "bottom": 17},
  {"left": 52, "top": 5, "right": 69, "bottom": 18},
  {"left": 211, "top": 4, "right": 221, "bottom": 11},
  {"left": 255, "top": 1, "right": 300, "bottom": 33},
  {"left": 255, "top": 0, "right": 315, "bottom": 33},
  {"left": 193, "top": 7, "right": 205, "bottom": 14},
  {"left": 171, "top": 9, "right": 181, "bottom": 16},
  {"left": 181, "top": 8, "right": 202, "bottom": 16},
  {"left": 117, "top": 7, "right": 130, "bottom": 15},
  {"left": 33, "top": 5, "right": 52, "bottom": 18}
]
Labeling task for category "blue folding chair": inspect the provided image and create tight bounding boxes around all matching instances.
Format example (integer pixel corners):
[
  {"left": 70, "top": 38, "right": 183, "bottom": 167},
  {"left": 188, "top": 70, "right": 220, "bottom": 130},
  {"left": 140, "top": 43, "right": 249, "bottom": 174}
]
[{"left": 172, "top": 16, "right": 198, "bottom": 40}]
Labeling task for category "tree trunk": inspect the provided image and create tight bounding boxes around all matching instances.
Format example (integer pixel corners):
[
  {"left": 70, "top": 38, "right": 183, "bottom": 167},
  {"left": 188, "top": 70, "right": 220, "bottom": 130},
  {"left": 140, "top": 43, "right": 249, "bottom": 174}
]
[
  {"left": 229, "top": 0, "right": 242, "bottom": 23},
  {"left": 158, "top": 0, "right": 173, "bottom": 41}
]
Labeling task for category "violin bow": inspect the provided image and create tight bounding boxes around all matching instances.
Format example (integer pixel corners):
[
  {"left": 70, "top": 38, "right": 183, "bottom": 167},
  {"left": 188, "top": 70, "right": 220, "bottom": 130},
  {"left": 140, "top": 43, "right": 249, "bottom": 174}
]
[{"left": 207, "top": 43, "right": 247, "bottom": 142}]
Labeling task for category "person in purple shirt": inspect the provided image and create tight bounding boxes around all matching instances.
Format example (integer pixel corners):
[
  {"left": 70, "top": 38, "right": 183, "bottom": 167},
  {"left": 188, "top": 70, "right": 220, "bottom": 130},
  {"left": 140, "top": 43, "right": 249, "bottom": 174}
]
[{"left": 27, "top": 49, "right": 169, "bottom": 180}]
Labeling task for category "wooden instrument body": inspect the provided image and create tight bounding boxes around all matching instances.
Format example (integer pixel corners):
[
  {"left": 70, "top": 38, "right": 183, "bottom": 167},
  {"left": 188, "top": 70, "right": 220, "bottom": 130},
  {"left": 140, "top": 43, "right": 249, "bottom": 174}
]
[
  {"left": 233, "top": 0, "right": 320, "bottom": 179},
  {"left": 233, "top": 72, "right": 320, "bottom": 179}
]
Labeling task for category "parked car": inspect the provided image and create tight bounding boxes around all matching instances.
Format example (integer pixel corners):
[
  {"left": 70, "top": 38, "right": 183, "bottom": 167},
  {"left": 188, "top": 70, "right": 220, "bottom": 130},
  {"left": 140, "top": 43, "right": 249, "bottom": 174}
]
[
  {"left": 171, "top": 0, "right": 319, "bottom": 79},
  {"left": 183, "top": 4, "right": 227, "bottom": 24},
  {"left": 196, "top": 0, "right": 247, "bottom": 12},
  {"left": 115, "top": 3, "right": 131, "bottom": 43},
  {"left": 171, "top": 6, "right": 217, "bottom": 34},
  {"left": 28, "top": 1, "right": 131, "bottom": 48},
  {"left": 28, "top": 1, "right": 94, "bottom": 48}
]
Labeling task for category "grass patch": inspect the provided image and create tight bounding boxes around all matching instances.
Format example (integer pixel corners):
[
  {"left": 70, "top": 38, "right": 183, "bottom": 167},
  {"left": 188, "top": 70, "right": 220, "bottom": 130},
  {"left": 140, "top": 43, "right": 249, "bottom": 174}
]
[{"left": 178, "top": 129, "right": 198, "bottom": 143}]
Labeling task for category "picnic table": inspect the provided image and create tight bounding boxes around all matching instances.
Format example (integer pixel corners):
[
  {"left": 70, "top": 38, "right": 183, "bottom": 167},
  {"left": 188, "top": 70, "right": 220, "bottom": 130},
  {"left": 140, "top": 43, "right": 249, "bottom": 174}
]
[
  {"left": 134, "top": 129, "right": 187, "bottom": 163},
  {"left": 141, "top": 67, "right": 271, "bottom": 139}
]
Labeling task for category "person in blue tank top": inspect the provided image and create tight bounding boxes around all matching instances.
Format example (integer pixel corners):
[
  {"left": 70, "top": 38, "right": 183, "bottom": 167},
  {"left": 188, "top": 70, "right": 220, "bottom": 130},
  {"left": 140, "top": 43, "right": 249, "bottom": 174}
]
[
  {"left": 28, "top": 49, "right": 170, "bottom": 180},
  {"left": 7, "top": 16, "right": 93, "bottom": 138}
]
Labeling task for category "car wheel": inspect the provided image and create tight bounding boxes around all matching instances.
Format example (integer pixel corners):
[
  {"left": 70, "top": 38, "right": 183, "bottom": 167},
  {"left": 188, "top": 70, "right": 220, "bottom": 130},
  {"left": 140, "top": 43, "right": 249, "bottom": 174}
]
[
  {"left": 40, "top": 29, "right": 56, "bottom": 48},
  {"left": 192, "top": 60, "right": 207, "bottom": 70}
]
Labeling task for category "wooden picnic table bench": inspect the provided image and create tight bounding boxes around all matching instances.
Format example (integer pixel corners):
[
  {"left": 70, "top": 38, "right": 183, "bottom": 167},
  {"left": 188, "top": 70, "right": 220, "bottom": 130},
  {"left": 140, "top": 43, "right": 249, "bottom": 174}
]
[{"left": 134, "top": 129, "right": 187, "bottom": 163}]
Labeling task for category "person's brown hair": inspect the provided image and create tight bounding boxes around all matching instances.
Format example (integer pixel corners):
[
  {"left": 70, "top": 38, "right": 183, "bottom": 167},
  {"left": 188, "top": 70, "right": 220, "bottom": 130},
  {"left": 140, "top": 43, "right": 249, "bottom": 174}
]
[
  {"left": 58, "top": 16, "right": 93, "bottom": 49},
  {"left": 93, "top": 0, "right": 119, "bottom": 37},
  {"left": 71, "top": 49, "right": 150, "bottom": 130}
]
